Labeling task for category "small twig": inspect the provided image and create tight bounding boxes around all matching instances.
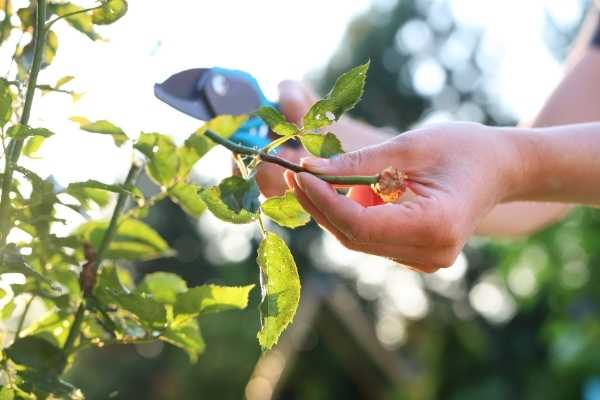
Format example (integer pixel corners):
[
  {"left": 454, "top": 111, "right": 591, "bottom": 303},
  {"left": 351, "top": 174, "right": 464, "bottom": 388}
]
[
  {"left": 61, "top": 162, "right": 141, "bottom": 365},
  {"left": 204, "top": 130, "right": 378, "bottom": 185},
  {"left": 14, "top": 295, "right": 35, "bottom": 338}
]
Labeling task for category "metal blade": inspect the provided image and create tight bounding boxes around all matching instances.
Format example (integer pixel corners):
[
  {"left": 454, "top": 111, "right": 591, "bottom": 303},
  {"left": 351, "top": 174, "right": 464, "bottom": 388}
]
[{"left": 154, "top": 68, "right": 213, "bottom": 120}]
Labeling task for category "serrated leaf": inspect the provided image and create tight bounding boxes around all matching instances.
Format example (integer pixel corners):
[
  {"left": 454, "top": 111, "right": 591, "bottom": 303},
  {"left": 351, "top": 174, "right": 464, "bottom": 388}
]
[
  {"left": 6, "top": 336, "right": 65, "bottom": 372},
  {"left": 178, "top": 115, "right": 248, "bottom": 178},
  {"left": 134, "top": 132, "right": 179, "bottom": 187},
  {"left": 92, "top": 0, "right": 128, "bottom": 25},
  {"left": 0, "top": 78, "right": 13, "bottom": 127},
  {"left": 137, "top": 272, "right": 187, "bottom": 305},
  {"left": 94, "top": 266, "right": 166, "bottom": 328},
  {"left": 218, "top": 176, "right": 260, "bottom": 214},
  {"left": 300, "top": 132, "right": 344, "bottom": 158},
  {"left": 174, "top": 284, "right": 254, "bottom": 318},
  {"left": 200, "top": 186, "right": 257, "bottom": 224},
  {"left": 261, "top": 191, "right": 310, "bottom": 228},
  {"left": 7, "top": 123, "right": 54, "bottom": 139},
  {"left": 161, "top": 320, "right": 205, "bottom": 363},
  {"left": 22, "top": 135, "right": 46, "bottom": 157},
  {"left": 256, "top": 232, "right": 300, "bottom": 350},
  {"left": 70, "top": 117, "right": 128, "bottom": 147},
  {"left": 303, "top": 61, "right": 369, "bottom": 130},
  {"left": 200, "top": 176, "right": 260, "bottom": 224},
  {"left": 75, "top": 218, "right": 170, "bottom": 261},
  {"left": 255, "top": 107, "right": 299, "bottom": 136},
  {"left": 169, "top": 182, "right": 206, "bottom": 217},
  {"left": 49, "top": 3, "right": 99, "bottom": 40}
]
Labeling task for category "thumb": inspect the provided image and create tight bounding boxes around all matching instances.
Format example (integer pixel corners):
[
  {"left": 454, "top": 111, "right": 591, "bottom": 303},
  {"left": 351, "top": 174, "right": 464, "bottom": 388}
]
[
  {"left": 278, "top": 80, "right": 316, "bottom": 125},
  {"left": 300, "top": 141, "right": 401, "bottom": 176}
]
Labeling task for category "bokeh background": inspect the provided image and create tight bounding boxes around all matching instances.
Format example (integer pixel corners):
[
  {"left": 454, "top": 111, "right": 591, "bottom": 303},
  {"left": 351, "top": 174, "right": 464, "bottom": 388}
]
[{"left": 3, "top": 0, "right": 600, "bottom": 399}]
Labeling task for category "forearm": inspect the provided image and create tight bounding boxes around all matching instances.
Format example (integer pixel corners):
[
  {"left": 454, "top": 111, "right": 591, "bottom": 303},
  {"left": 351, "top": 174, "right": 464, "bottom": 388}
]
[{"left": 506, "top": 123, "right": 600, "bottom": 204}]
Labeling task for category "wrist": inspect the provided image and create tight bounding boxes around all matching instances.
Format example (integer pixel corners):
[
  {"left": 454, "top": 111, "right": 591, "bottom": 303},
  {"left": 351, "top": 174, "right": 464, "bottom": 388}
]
[{"left": 496, "top": 127, "right": 542, "bottom": 202}]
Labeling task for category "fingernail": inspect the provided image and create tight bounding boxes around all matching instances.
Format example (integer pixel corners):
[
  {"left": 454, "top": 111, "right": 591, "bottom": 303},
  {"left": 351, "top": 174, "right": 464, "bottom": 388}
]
[
  {"left": 300, "top": 157, "right": 329, "bottom": 172},
  {"left": 294, "top": 172, "right": 307, "bottom": 191}
]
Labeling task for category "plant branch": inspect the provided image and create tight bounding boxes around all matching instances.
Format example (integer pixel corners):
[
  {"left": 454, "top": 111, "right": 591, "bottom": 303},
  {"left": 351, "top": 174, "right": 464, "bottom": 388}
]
[
  {"left": 14, "top": 295, "right": 35, "bottom": 338},
  {"left": 204, "top": 130, "right": 379, "bottom": 185},
  {"left": 0, "top": 0, "right": 47, "bottom": 244},
  {"left": 44, "top": 4, "right": 104, "bottom": 32},
  {"left": 61, "top": 162, "right": 141, "bottom": 364}
]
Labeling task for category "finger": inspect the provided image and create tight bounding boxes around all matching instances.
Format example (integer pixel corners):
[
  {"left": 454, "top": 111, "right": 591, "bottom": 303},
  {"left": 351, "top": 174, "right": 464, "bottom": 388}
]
[
  {"left": 299, "top": 140, "right": 403, "bottom": 176},
  {"left": 256, "top": 147, "right": 303, "bottom": 197},
  {"left": 296, "top": 172, "right": 448, "bottom": 248},
  {"left": 288, "top": 173, "right": 450, "bottom": 272},
  {"left": 278, "top": 80, "right": 316, "bottom": 124}
]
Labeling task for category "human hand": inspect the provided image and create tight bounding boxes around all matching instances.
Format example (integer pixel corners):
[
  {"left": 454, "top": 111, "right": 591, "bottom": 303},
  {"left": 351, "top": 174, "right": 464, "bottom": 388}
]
[{"left": 284, "top": 122, "right": 526, "bottom": 272}]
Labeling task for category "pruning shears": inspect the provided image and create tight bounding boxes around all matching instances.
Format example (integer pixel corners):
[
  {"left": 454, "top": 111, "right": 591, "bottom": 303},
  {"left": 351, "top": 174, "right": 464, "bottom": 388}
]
[{"left": 154, "top": 67, "right": 276, "bottom": 149}]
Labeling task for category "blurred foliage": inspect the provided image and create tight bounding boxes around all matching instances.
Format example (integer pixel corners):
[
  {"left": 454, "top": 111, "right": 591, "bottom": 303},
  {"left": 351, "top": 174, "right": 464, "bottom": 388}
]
[{"left": 64, "top": 1, "right": 600, "bottom": 400}]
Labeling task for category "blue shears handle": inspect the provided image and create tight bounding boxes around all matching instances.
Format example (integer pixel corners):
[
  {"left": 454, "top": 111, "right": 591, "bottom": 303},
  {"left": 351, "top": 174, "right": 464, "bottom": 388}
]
[{"left": 211, "top": 67, "right": 277, "bottom": 149}]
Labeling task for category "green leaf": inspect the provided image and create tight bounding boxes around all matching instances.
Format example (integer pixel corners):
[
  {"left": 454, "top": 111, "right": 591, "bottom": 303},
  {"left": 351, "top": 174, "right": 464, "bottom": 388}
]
[
  {"left": 7, "top": 123, "right": 54, "bottom": 139},
  {"left": 22, "top": 309, "right": 72, "bottom": 348},
  {"left": 22, "top": 135, "right": 46, "bottom": 157},
  {"left": 20, "top": 30, "right": 58, "bottom": 70},
  {"left": 65, "top": 185, "right": 110, "bottom": 209},
  {"left": 66, "top": 179, "right": 142, "bottom": 200},
  {"left": 303, "top": 61, "right": 370, "bottom": 130},
  {"left": 169, "top": 182, "right": 206, "bottom": 217},
  {"left": 0, "top": 244, "right": 59, "bottom": 290},
  {"left": 55, "top": 75, "right": 75, "bottom": 89},
  {"left": 261, "top": 191, "right": 310, "bottom": 228},
  {"left": 17, "top": 6, "right": 34, "bottom": 30},
  {"left": 0, "top": 78, "right": 13, "bottom": 127},
  {"left": 134, "top": 132, "right": 179, "bottom": 187},
  {"left": 219, "top": 176, "right": 260, "bottom": 214},
  {"left": 70, "top": 117, "right": 128, "bottom": 147},
  {"left": 137, "top": 272, "right": 187, "bottom": 305},
  {"left": 161, "top": 320, "right": 205, "bottom": 363},
  {"left": 178, "top": 115, "right": 248, "bottom": 178},
  {"left": 255, "top": 107, "right": 299, "bottom": 136},
  {"left": 174, "top": 284, "right": 254, "bottom": 318},
  {"left": 18, "top": 369, "right": 83, "bottom": 399},
  {"left": 92, "top": 0, "right": 128, "bottom": 25},
  {"left": 5, "top": 336, "right": 65, "bottom": 372},
  {"left": 0, "top": 387, "right": 14, "bottom": 400},
  {"left": 300, "top": 132, "right": 344, "bottom": 158},
  {"left": 256, "top": 232, "right": 301, "bottom": 350},
  {"left": 49, "top": 3, "right": 100, "bottom": 40},
  {"left": 200, "top": 176, "right": 260, "bottom": 224},
  {"left": 94, "top": 266, "right": 166, "bottom": 328},
  {"left": 75, "top": 218, "right": 171, "bottom": 261}
]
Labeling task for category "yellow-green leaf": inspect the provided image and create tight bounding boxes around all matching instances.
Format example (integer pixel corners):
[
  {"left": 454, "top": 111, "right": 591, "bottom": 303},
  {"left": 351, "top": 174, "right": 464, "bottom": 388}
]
[
  {"left": 137, "top": 272, "right": 187, "bottom": 305},
  {"left": 92, "top": 0, "right": 128, "bottom": 25},
  {"left": 255, "top": 107, "right": 299, "bottom": 136},
  {"left": 75, "top": 218, "right": 171, "bottom": 261},
  {"left": 200, "top": 178, "right": 259, "bottom": 224},
  {"left": 261, "top": 191, "right": 310, "bottom": 228},
  {"left": 7, "top": 123, "right": 54, "bottom": 139},
  {"left": 22, "top": 135, "right": 46, "bottom": 157},
  {"left": 169, "top": 182, "right": 206, "bottom": 217},
  {"left": 300, "top": 132, "right": 344, "bottom": 158},
  {"left": 134, "top": 132, "right": 179, "bottom": 187},
  {"left": 174, "top": 284, "right": 254, "bottom": 317},
  {"left": 0, "top": 78, "right": 13, "bottom": 127},
  {"left": 303, "top": 61, "right": 369, "bottom": 130},
  {"left": 256, "top": 232, "right": 300, "bottom": 350},
  {"left": 70, "top": 117, "right": 128, "bottom": 147},
  {"left": 161, "top": 320, "right": 205, "bottom": 363},
  {"left": 50, "top": 3, "right": 100, "bottom": 40}
]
